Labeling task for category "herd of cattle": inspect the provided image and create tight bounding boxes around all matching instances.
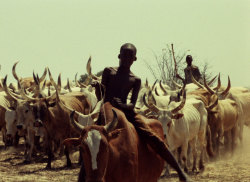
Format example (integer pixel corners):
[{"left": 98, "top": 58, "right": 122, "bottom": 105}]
[{"left": 0, "top": 59, "right": 250, "bottom": 182}]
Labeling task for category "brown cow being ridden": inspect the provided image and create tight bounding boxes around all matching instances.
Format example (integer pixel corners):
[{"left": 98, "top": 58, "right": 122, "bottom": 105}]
[{"left": 64, "top": 103, "right": 165, "bottom": 182}]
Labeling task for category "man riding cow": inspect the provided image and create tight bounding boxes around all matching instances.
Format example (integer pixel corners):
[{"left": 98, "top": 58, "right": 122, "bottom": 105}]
[{"left": 92, "top": 43, "right": 190, "bottom": 181}]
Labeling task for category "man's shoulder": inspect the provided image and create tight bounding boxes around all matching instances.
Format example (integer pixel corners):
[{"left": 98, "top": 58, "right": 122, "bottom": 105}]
[
  {"left": 129, "top": 71, "right": 141, "bottom": 81},
  {"left": 192, "top": 65, "right": 199, "bottom": 69},
  {"left": 103, "top": 67, "right": 118, "bottom": 74},
  {"left": 184, "top": 65, "right": 199, "bottom": 70}
]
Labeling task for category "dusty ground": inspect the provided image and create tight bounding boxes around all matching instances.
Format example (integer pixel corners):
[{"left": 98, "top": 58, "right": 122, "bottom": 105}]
[{"left": 0, "top": 127, "right": 249, "bottom": 182}]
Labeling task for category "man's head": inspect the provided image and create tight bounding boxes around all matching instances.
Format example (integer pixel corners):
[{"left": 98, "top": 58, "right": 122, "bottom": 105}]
[
  {"left": 186, "top": 55, "right": 193, "bottom": 66},
  {"left": 118, "top": 43, "right": 137, "bottom": 68}
]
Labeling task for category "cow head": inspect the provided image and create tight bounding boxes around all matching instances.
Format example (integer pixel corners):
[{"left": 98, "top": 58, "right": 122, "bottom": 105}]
[
  {"left": 204, "top": 75, "right": 231, "bottom": 100},
  {"left": 205, "top": 95, "right": 219, "bottom": 128},
  {"left": 143, "top": 90, "right": 186, "bottom": 137},
  {"left": 5, "top": 108, "right": 17, "bottom": 146},
  {"left": 69, "top": 109, "right": 119, "bottom": 182},
  {"left": 15, "top": 101, "right": 36, "bottom": 131}
]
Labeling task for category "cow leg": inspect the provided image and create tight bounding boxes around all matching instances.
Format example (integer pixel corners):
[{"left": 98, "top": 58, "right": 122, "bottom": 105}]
[
  {"left": 161, "top": 162, "right": 170, "bottom": 177},
  {"left": 198, "top": 131, "right": 206, "bottom": 172},
  {"left": 64, "top": 145, "right": 72, "bottom": 167},
  {"left": 231, "top": 127, "right": 237, "bottom": 154},
  {"left": 238, "top": 119, "right": 244, "bottom": 145},
  {"left": 180, "top": 141, "right": 188, "bottom": 173},
  {"left": 25, "top": 129, "right": 34, "bottom": 163},
  {"left": 189, "top": 138, "right": 198, "bottom": 173},
  {"left": 34, "top": 136, "right": 41, "bottom": 151},
  {"left": 46, "top": 137, "right": 53, "bottom": 169},
  {"left": 78, "top": 162, "right": 86, "bottom": 182},
  {"left": 14, "top": 132, "right": 20, "bottom": 147}
]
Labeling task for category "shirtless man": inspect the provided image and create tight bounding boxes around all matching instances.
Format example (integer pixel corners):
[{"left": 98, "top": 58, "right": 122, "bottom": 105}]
[
  {"left": 99, "top": 43, "right": 190, "bottom": 181},
  {"left": 184, "top": 55, "right": 202, "bottom": 84}
]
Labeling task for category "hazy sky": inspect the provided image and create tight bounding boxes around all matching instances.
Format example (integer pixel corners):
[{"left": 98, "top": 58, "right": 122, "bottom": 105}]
[{"left": 0, "top": 0, "right": 249, "bottom": 87}]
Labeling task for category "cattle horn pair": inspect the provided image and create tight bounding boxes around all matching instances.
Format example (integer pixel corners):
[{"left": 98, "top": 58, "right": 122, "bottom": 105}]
[
  {"left": 159, "top": 80, "right": 168, "bottom": 95},
  {"left": 70, "top": 109, "right": 118, "bottom": 133},
  {"left": 12, "top": 62, "right": 47, "bottom": 83},
  {"left": 204, "top": 75, "right": 231, "bottom": 96},
  {"left": 2, "top": 75, "right": 23, "bottom": 101},
  {"left": 143, "top": 89, "right": 186, "bottom": 114}
]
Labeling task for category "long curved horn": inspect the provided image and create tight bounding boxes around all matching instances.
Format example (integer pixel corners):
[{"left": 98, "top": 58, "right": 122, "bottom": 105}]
[
  {"left": 70, "top": 111, "right": 84, "bottom": 133},
  {"left": 42, "top": 80, "right": 47, "bottom": 91},
  {"left": 221, "top": 76, "right": 231, "bottom": 96},
  {"left": 148, "top": 90, "right": 157, "bottom": 106},
  {"left": 86, "top": 56, "right": 92, "bottom": 76},
  {"left": 207, "top": 75, "right": 217, "bottom": 86},
  {"left": 36, "top": 74, "right": 40, "bottom": 88},
  {"left": 172, "top": 80, "right": 182, "bottom": 89},
  {"left": 143, "top": 93, "right": 163, "bottom": 113},
  {"left": 33, "top": 71, "right": 39, "bottom": 86},
  {"left": 155, "top": 87, "right": 160, "bottom": 96},
  {"left": 204, "top": 76, "right": 215, "bottom": 95},
  {"left": 104, "top": 109, "right": 118, "bottom": 133},
  {"left": 57, "top": 74, "right": 62, "bottom": 92},
  {"left": 145, "top": 78, "right": 149, "bottom": 89},
  {"left": 159, "top": 80, "right": 167, "bottom": 95},
  {"left": 207, "top": 96, "right": 218, "bottom": 110},
  {"left": 67, "top": 78, "right": 72, "bottom": 92},
  {"left": 2, "top": 75, "right": 23, "bottom": 101},
  {"left": 39, "top": 67, "right": 47, "bottom": 83},
  {"left": 48, "top": 68, "right": 57, "bottom": 89},
  {"left": 171, "top": 91, "right": 186, "bottom": 113},
  {"left": 143, "top": 93, "right": 150, "bottom": 109},
  {"left": 75, "top": 73, "right": 80, "bottom": 87},
  {"left": 213, "top": 73, "right": 221, "bottom": 90},
  {"left": 152, "top": 80, "right": 158, "bottom": 90},
  {"left": 12, "top": 61, "right": 20, "bottom": 81},
  {"left": 191, "top": 73, "right": 203, "bottom": 89}
]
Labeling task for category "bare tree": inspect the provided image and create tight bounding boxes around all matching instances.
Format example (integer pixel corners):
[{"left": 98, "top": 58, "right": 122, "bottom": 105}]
[{"left": 144, "top": 44, "right": 214, "bottom": 88}]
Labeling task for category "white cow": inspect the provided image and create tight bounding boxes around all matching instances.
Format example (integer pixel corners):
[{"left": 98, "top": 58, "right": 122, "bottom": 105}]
[{"left": 144, "top": 91, "right": 213, "bottom": 174}]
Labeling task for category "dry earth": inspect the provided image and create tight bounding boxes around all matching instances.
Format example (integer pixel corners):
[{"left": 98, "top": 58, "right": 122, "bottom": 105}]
[{"left": 0, "top": 127, "right": 249, "bottom": 182}]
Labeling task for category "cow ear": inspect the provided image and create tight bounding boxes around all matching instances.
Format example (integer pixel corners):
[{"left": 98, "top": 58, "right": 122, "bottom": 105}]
[{"left": 171, "top": 113, "right": 183, "bottom": 119}]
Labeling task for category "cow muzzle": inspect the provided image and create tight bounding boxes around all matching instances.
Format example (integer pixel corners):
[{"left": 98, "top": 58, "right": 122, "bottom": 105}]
[
  {"left": 34, "top": 119, "right": 43, "bottom": 127},
  {"left": 16, "top": 125, "right": 23, "bottom": 130}
]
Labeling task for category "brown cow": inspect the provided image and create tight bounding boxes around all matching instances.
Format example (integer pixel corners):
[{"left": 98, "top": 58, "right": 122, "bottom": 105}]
[{"left": 64, "top": 102, "right": 165, "bottom": 182}]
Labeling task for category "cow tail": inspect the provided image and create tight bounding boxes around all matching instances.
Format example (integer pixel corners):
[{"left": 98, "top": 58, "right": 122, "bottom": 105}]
[{"left": 206, "top": 124, "right": 214, "bottom": 157}]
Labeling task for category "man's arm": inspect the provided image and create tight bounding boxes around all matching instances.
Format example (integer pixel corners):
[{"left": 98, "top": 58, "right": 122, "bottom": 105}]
[{"left": 113, "top": 78, "right": 141, "bottom": 111}]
